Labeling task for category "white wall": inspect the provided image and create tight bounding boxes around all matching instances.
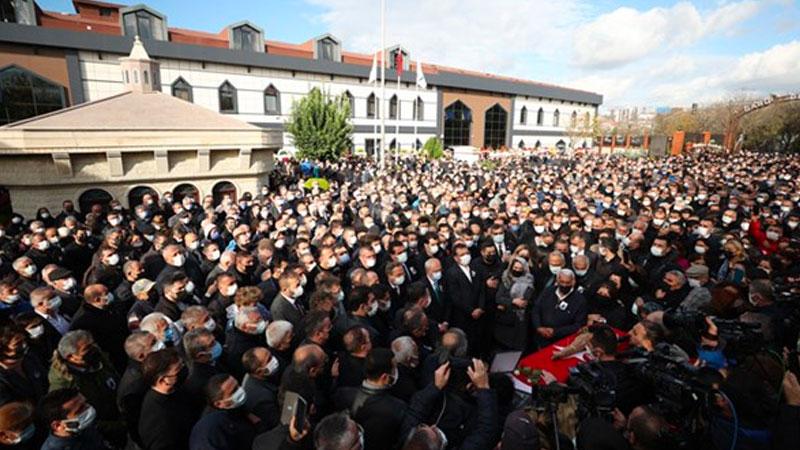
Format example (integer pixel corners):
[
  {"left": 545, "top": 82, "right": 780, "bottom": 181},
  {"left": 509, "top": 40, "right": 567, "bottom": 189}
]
[
  {"left": 78, "top": 51, "right": 438, "bottom": 152},
  {"left": 510, "top": 96, "right": 596, "bottom": 148}
]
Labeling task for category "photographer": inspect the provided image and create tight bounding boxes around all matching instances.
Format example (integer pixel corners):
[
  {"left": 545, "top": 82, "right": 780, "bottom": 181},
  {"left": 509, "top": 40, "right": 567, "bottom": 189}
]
[{"left": 585, "top": 325, "right": 644, "bottom": 415}]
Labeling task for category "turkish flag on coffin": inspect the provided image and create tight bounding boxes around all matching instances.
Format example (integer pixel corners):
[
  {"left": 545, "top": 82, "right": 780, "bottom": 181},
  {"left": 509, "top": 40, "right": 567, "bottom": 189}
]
[{"left": 515, "top": 328, "right": 629, "bottom": 385}]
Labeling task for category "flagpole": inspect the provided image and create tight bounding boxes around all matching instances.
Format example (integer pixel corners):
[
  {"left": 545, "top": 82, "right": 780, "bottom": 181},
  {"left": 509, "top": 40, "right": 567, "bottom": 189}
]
[
  {"left": 395, "top": 72, "right": 400, "bottom": 163},
  {"left": 414, "top": 76, "right": 419, "bottom": 155},
  {"left": 372, "top": 54, "right": 377, "bottom": 163},
  {"left": 379, "top": 0, "right": 386, "bottom": 169}
]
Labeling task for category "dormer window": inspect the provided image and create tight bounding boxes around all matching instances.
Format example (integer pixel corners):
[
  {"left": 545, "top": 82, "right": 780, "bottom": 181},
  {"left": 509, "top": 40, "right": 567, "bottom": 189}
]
[
  {"left": 313, "top": 35, "right": 341, "bottom": 62},
  {"left": 120, "top": 6, "right": 167, "bottom": 41},
  {"left": 228, "top": 22, "right": 264, "bottom": 52},
  {"left": 388, "top": 46, "right": 410, "bottom": 72}
]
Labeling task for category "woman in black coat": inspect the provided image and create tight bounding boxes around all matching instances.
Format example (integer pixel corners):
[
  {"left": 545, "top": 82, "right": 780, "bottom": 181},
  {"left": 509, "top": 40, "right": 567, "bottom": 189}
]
[{"left": 494, "top": 257, "right": 535, "bottom": 351}]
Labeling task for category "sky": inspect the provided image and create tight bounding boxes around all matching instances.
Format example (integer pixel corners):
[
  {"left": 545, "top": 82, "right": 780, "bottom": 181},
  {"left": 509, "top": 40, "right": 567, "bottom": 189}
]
[{"left": 39, "top": 0, "right": 800, "bottom": 109}]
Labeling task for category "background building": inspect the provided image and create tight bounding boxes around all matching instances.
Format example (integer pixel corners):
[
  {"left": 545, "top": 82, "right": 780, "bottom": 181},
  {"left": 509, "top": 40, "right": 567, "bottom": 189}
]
[
  {"left": 0, "top": 37, "right": 281, "bottom": 217},
  {"left": 0, "top": 0, "right": 602, "bottom": 157}
]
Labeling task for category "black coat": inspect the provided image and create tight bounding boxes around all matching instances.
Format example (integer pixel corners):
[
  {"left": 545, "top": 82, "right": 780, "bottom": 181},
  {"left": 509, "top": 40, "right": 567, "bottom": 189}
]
[
  {"left": 242, "top": 374, "right": 279, "bottom": 433},
  {"left": 532, "top": 287, "right": 588, "bottom": 346},
  {"left": 337, "top": 353, "right": 366, "bottom": 388},
  {"left": 423, "top": 276, "right": 450, "bottom": 324},
  {"left": 116, "top": 360, "right": 146, "bottom": 447},
  {"left": 183, "top": 362, "right": 221, "bottom": 412},
  {"left": 224, "top": 328, "right": 267, "bottom": 380},
  {"left": 0, "top": 354, "right": 48, "bottom": 404},
  {"left": 139, "top": 389, "right": 198, "bottom": 450},
  {"left": 443, "top": 264, "right": 485, "bottom": 341},
  {"left": 270, "top": 294, "right": 305, "bottom": 331},
  {"left": 70, "top": 303, "right": 129, "bottom": 372},
  {"left": 189, "top": 409, "right": 256, "bottom": 450}
]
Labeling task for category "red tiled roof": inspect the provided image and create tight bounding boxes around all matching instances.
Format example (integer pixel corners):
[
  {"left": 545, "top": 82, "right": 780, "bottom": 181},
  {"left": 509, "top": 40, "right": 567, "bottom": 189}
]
[{"left": 36, "top": 1, "right": 597, "bottom": 97}]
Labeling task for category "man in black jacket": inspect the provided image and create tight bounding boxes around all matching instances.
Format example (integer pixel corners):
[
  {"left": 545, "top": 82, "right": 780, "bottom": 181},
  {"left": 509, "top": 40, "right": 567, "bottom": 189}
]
[
  {"left": 532, "top": 269, "right": 588, "bottom": 347},
  {"left": 70, "top": 284, "right": 128, "bottom": 372},
  {"left": 116, "top": 331, "right": 158, "bottom": 448},
  {"left": 334, "top": 348, "right": 450, "bottom": 450},
  {"left": 182, "top": 328, "right": 224, "bottom": 412},
  {"left": 189, "top": 374, "right": 256, "bottom": 450},
  {"left": 443, "top": 244, "right": 485, "bottom": 357},
  {"left": 224, "top": 306, "right": 267, "bottom": 379},
  {"left": 139, "top": 348, "right": 198, "bottom": 450},
  {"left": 241, "top": 347, "right": 280, "bottom": 433}
]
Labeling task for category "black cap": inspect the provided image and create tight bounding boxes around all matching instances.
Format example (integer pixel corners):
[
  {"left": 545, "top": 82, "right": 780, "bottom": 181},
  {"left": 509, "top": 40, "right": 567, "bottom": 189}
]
[{"left": 49, "top": 267, "right": 73, "bottom": 281}]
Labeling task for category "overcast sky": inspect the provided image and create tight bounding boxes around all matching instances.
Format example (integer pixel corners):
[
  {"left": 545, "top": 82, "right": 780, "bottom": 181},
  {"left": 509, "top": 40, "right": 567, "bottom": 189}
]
[{"left": 40, "top": 0, "right": 800, "bottom": 109}]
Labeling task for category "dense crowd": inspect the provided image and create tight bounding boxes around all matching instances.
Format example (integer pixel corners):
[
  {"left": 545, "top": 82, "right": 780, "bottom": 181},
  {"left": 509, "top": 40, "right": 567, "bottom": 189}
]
[{"left": 0, "top": 150, "right": 799, "bottom": 450}]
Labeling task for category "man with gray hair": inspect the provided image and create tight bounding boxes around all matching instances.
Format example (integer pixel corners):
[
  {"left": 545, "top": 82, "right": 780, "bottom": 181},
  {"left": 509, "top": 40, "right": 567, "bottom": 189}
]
[
  {"left": 532, "top": 268, "right": 587, "bottom": 346},
  {"left": 139, "top": 312, "right": 177, "bottom": 348},
  {"left": 225, "top": 306, "right": 267, "bottom": 378},
  {"left": 12, "top": 256, "right": 40, "bottom": 299},
  {"left": 118, "top": 330, "right": 159, "bottom": 448},
  {"left": 391, "top": 336, "right": 421, "bottom": 401}
]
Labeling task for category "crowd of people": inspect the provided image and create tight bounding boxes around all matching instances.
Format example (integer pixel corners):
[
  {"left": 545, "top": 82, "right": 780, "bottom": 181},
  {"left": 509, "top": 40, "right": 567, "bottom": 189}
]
[{"left": 0, "top": 150, "right": 798, "bottom": 450}]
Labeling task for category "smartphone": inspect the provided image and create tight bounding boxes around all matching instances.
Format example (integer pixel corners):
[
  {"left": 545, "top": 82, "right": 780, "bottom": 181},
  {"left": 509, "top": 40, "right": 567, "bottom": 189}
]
[{"left": 280, "top": 391, "right": 308, "bottom": 426}]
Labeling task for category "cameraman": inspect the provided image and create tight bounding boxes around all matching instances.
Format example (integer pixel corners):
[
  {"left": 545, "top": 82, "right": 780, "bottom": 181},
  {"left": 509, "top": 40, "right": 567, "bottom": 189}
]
[
  {"left": 586, "top": 325, "right": 645, "bottom": 415},
  {"left": 739, "top": 279, "right": 785, "bottom": 348},
  {"left": 576, "top": 405, "right": 671, "bottom": 450}
]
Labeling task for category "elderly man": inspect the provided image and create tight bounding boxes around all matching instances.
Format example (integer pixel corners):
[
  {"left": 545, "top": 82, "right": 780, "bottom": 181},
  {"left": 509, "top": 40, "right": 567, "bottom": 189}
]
[
  {"left": 225, "top": 306, "right": 267, "bottom": 379},
  {"left": 532, "top": 268, "right": 588, "bottom": 347},
  {"left": 117, "top": 331, "right": 159, "bottom": 448},
  {"left": 30, "top": 287, "right": 71, "bottom": 343},
  {"left": 70, "top": 284, "right": 128, "bottom": 371},
  {"left": 241, "top": 347, "right": 280, "bottom": 433},
  {"left": 390, "top": 336, "right": 420, "bottom": 402},
  {"left": 423, "top": 257, "right": 449, "bottom": 325},
  {"left": 12, "top": 256, "right": 41, "bottom": 300}
]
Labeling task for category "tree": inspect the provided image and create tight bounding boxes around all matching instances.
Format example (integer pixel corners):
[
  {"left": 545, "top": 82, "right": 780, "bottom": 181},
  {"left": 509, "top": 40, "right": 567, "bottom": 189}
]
[
  {"left": 422, "top": 137, "right": 444, "bottom": 160},
  {"left": 741, "top": 102, "right": 800, "bottom": 153},
  {"left": 286, "top": 87, "right": 354, "bottom": 161}
]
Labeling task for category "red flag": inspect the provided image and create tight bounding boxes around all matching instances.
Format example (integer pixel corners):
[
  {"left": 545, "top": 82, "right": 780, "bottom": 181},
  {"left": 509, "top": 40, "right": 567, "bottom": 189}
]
[{"left": 395, "top": 52, "right": 403, "bottom": 77}]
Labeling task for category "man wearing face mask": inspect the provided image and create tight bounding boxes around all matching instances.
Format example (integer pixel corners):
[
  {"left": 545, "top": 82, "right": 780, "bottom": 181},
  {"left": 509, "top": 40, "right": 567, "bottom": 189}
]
[
  {"left": 155, "top": 272, "right": 191, "bottom": 322},
  {"left": 640, "top": 236, "right": 680, "bottom": 292},
  {"left": 47, "top": 331, "right": 124, "bottom": 447},
  {"left": 241, "top": 347, "right": 280, "bottom": 433},
  {"left": 390, "top": 336, "right": 421, "bottom": 403},
  {"left": 155, "top": 245, "right": 198, "bottom": 295},
  {"left": 0, "top": 400, "right": 43, "bottom": 449},
  {"left": 39, "top": 389, "right": 109, "bottom": 450},
  {"left": 11, "top": 257, "right": 40, "bottom": 301},
  {"left": 182, "top": 329, "right": 225, "bottom": 412},
  {"left": 70, "top": 284, "right": 128, "bottom": 372},
  {"left": 423, "top": 258, "right": 449, "bottom": 326},
  {"left": 116, "top": 331, "right": 160, "bottom": 449},
  {"left": 270, "top": 272, "right": 306, "bottom": 331},
  {"left": 83, "top": 248, "right": 122, "bottom": 292},
  {"left": 224, "top": 307, "right": 267, "bottom": 379},
  {"left": 189, "top": 374, "right": 256, "bottom": 449},
  {"left": 113, "top": 261, "right": 142, "bottom": 316},
  {"left": 385, "top": 262, "right": 408, "bottom": 316},
  {"left": 0, "top": 281, "right": 32, "bottom": 323},
  {"left": 139, "top": 349, "right": 197, "bottom": 450},
  {"left": 0, "top": 326, "right": 48, "bottom": 405},
  {"left": 335, "top": 348, "right": 450, "bottom": 450},
  {"left": 532, "top": 269, "right": 588, "bottom": 348},
  {"left": 444, "top": 244, "right": 486, "bottom": 357},
  {"left": 334, "top": 287, "right": 381, "bottom": 345}
]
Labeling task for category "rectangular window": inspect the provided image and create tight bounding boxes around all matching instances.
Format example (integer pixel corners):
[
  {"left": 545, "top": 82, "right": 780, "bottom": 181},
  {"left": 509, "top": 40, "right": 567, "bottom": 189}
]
[
  {"left": 99, "top": 8, "right": 113, "bottom": 17},
  {"left": 233, "top": 27, "right": 257, "bottom": 51},
  {"left": 318, "top": 40, "right": 335, "bottom": 61},
  {"left": 136, "top": 12, "right": 152, "bottom": 39},
  {"left": 264, "top": 95, "right": 278, "bottom": 114}
]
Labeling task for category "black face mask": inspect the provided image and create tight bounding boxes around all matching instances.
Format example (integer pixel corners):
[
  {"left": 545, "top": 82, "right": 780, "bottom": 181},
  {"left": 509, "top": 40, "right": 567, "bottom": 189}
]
[
  {"left": 484, "top": 254, "right": 497, "bottom": 264},
  {"left": 511, "top": 269, "right": 524, "bottom": 278},
  {"left": 557, "top": 285, "right": 573, "bottom": 296}
]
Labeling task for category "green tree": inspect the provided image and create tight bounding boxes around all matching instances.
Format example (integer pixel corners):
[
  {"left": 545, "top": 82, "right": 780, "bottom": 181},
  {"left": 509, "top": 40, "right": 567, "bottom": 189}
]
[
  {"left": 286, "top": 87, "right": 354, "bottom": 161},
  {"left": 422, "top": 137, "right": 444, "bottom": 159},
  {"left": 742, "top": 102, "right": 800, "bottom": 153}
]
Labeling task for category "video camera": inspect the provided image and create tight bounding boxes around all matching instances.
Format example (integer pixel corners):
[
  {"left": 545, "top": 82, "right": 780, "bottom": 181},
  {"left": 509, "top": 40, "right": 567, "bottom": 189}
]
[{"left": 662, "top": 310, "right": 763, "bottom": 357}]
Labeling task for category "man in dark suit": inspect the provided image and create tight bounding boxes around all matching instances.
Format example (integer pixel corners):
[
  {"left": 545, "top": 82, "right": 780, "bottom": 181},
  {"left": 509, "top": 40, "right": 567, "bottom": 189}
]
[
  {"left": 422, "top": 257, "right": 449, "bottom": 325},
  {"left": 241, "top": 347, "right": 280, "bottom": 433},
  {"left": 443, "top": 243, "right": 486, "bottom": 357},
  {"left": 270, "top": 271, "right": 305, "bottom": 331},
  {"left": 532, "top": 268, "right": 588, "bottom": 348}
]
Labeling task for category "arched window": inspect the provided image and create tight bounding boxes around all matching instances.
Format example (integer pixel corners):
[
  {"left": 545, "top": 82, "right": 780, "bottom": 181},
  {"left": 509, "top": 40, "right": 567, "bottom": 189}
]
[
  {"left": 366, "top": 93, "right": 377, "bottom": 119},
  {"left": 173, "top": 183, "right": 199, "bottom": 203},
  {"left": 212, "top": 181, "right": 237, "bottom": 206},
  {"left": 78, "top": 189, "right": 113, "bottom": 215},
  {"left": 414, "top": 97, "right": 424, "bottom": 121},
  {"left": 556, "top": 139, "right": 566, "bottom": 151},
  {"left": 536, "top": 107, "right": 544, "bottom": 126},
  {"left": 171, "top": 77, "right": 192, "bottom": 102},
  {"left": 264, "top": 85, "right": 280, "bottom": 115},
  {"left": 389, "top": 95, "right": 399, "bottom": 119},
  {"left": 128, "top": 186, "right": 157, "bottom": 208},
  {"left": 344, "top": 91, "right": 355, "bottom": 118},
  {"left": 483, "top": 103, "right": 507, "bottom": 149},
  {"left": 518, "top": 139, "right": 525, "bottom": 149},
  {"left": 520, "top": 106, "right": 527, "bottom": 124},
  {"left": 0, "top": 65, "right": 66, "bottom": 125},
  {"left": 218, "top": 81, "right": 237, "bottom": 113},
  {"left": 571, "top": 110, "right": 577, "bottom": 127},
  {"left": 415, "top": 139, "right": 422, "bottom": 150},
  {"left": 535, "top": 140, "right": 541, "bottom": 149},
  {"left": 389, "top": 139, "right": 397, "bottom": 150},
  {"left": 443, "top": 100, "right": 472, "bottom": 147},
  {"left": 553, "top": 109, "right": 560, "bottom": 127}
]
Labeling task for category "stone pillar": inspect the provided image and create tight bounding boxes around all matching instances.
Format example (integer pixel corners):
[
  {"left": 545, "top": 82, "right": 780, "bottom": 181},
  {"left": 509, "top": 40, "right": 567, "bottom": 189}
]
[
  {"left": 107, "top": 151, "right": 124, "bottom": 177},
  {"left": 198, "top": 149, "right": 211, "bottom": 172},
  {"left": 239, "top": 148, "right": 252, "bottom": 170},
  {"left": 52, "top": 153, "right": 73, "bottom": 177},
  {"left": 154, "top": 150, "right": 169, "bottom": 174},
  {"left": 671, "top": 131, "right": 685, "bottom": 156}
]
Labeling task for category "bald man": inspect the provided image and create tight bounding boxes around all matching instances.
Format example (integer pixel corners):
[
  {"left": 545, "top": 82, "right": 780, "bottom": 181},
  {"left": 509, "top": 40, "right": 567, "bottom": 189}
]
[{"left": 70, "top": 284, "right": 129, "bottom": 371}]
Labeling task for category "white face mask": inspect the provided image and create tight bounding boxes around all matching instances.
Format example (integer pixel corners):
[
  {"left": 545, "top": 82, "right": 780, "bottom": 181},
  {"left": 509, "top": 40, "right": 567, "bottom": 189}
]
[
  {"left": 650, "top": 246, "right": 664, "bottom": 257},
  {"left": 27, "top": 324, "right": 45, "bottom": 339},
  {"left": 264, "top": 356, "right": 279, "bottom": 376},
  {"left": 694, "top": 245, "right": 707, "bottom": 255},
  {"left": 549, "top": 265, "right": 561, "bottom": 275},
  {"left": 431, "top": 271, "right": 442, "bottom": 281},
  {"left": 766, "top": 231, "right": 780, "bottom": 241},
  {"left": 23, "top": 265, "right": 37, "bottom": 277},
  {"left": 225, "top": 283, "right": 238, "bottom": 297},
  {"left": 428, "top": 244, "right": 439, "bottom": 254},
  {"left": 688, "top": 278, "right": 702, "bottom": 288},
  {"left": 393, "top": 275, "right": 405, "bottom": 286},
  {"left": 364, "top": 257, "right": 377, "bottom": 269},
  {"left": 106, "top": 254, "right": 120, "bottom": 266},
  {"left": 225, "top": 386, "right": 247, "bottom": 409},
  {"left": 367, "top": 301, "right": 379, "bottom": 316},
  {"left": 293, "top": 285, "right": 305, "bottom": 299},
  {"left": 208, "top": 250, "right": 221, "bottom": 261},
  {"left": 459, "top": 254, "right": 471, "bottom": 266},
  {"left": 171, "top": 254, "right": 186, "bottom": 267},
  {"left": 397, "top": 252, "right": 408, "bottom": 264}
]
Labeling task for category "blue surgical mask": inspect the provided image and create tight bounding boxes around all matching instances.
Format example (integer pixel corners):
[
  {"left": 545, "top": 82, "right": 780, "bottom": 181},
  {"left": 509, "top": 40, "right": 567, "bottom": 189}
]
[{"left": 210, "top": 342, "right": 223, "bottom": 361}]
